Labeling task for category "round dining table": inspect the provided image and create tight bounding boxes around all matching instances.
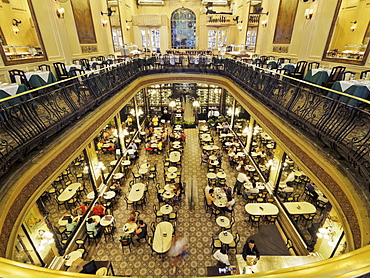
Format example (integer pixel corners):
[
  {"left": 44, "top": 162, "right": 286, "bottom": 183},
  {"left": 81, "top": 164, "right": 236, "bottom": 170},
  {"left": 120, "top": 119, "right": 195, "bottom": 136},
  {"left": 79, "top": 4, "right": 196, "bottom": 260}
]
[
  {"left": 167, "top": 166, "right": 177, "bottom": 173},
  {"left": 160, "top": 204, "right": 173, "bottom": 215},
  {"left": 100, "top": 215, "right": 114, "bottom": 226},
  {"left": 123, "top": 222, "right": 137, "bottom": 234},
  {"left": 103, "top": 191, "right": 116, "bottom": 200},
  {"left": 58, "top": 182, "right": 81, "bottom": 202},
  {"left": 219, "top": 231, "right": 233, "bottom": 244},
  {"left": 216, "top": 216, "right": 230, "bottom": 228}
]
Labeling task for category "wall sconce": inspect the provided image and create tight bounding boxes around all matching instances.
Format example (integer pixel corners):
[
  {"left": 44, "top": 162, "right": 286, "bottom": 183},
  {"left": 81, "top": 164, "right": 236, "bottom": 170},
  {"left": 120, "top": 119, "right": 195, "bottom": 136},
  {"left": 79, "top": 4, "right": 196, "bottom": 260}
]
[
  {"left": 238, "top": 25, "right": 243, "bottom": 31},
  {"left": 350, "top": 21, "right": 357, "bottom": 32},
  {"left": 102, "top": 20, "right": 108, "bottom": 27},
  {"left": 125, "top": 20, "right": 132, "bottom": 30},
  {"left": 101, "top": 7, "right": 114, "bottom": 16},
  {"left": 56, "top": 8, "right": 65, "bottom": 19},
  {"left": 13, "top": 26, "right": 19, "bottom": 34},
  {"left": 261, "top": 20, "right": 268, "bottom": 27},
  {"left": 304, "top": 9, "right": 313, "bottom": 20},
  {"left": 12, "top": 18, "right": 21, "bottom": 34}
]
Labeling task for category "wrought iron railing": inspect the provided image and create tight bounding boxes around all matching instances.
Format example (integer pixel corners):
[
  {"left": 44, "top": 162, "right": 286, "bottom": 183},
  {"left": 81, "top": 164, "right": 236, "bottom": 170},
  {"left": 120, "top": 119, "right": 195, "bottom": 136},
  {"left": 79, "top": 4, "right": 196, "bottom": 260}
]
[{"left": 1, "top": 57, "right": 369, "bottom": 190}]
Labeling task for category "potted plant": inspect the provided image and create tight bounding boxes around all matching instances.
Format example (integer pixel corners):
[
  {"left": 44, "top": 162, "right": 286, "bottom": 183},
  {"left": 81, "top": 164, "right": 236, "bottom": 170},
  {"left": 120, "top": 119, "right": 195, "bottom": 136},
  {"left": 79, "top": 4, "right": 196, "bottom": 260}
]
[{"left": 183, "top": 121, "right": 197, "bottom": 128}]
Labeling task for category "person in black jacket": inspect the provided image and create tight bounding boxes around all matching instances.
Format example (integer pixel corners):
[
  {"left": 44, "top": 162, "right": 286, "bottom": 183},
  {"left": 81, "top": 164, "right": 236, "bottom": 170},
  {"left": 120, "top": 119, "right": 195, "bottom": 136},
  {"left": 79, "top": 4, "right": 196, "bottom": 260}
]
[{"left": 242, "top": 240, "right": 260, "bottom": 264}]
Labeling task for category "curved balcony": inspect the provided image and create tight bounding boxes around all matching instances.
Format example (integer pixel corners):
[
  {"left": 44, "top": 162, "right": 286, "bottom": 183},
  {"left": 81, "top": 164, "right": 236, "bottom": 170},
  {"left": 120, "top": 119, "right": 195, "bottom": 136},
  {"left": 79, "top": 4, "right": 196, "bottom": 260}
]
[{"left": 1, "top": 58, "right": 370, "bottom": 277}]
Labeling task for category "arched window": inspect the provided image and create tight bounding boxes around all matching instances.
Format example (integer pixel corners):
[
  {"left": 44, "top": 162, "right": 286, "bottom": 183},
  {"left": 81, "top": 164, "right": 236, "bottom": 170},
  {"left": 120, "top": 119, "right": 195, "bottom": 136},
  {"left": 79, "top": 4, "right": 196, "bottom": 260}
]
[{"left": 171, "top": 8, "right": 196, "bottom": 49}]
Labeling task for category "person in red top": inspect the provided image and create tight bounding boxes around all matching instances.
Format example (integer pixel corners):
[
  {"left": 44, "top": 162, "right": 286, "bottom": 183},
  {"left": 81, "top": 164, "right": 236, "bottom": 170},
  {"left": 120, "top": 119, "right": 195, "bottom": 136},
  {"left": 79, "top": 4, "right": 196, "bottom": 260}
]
[
  {"left": 91, "top": 203, "right": 105, "bottom": 217},
  {"left": 72, "top": 202, "right": 89, "bottom": 215}
]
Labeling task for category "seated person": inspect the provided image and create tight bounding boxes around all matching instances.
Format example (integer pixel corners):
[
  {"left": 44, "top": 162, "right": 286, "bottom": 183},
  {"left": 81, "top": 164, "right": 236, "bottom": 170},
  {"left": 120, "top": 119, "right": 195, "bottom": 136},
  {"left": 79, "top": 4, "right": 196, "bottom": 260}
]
[
  {"left": 172, "top": 183, "right": 182, "bottom": 202},
  {"left": 146, "top": 142, "right": 154, "bottom": 152},
  {"left": 223, "top": 195, "right": 235, "bottom": 212},
  {"left": 73, "top": 202, "right": 89, "bottom": 215},
  {"left": 111, "top": 182, "right": 121, "bottom": 196},
  {"left": 201, "top": 150, "right": 209, "bottom": 163},
  {"left": 206, "top": 188, "right": 216, "bottom": 206},
  {"left": 66, "top": 217, "right": 78, "bottom": 232},
  {"left": 205, "top": 183, "right": 215, "bottom": 195},
  {"left": 180, "top": 132, "right": 186, "bottom": 142},
  {"left": 126, "top": 212, "right": 137, "bottom": 223},
  {"left": 213, "top": 247, "right": 230, "bottom": 267},
  {"left": 91, "top": 203, "right": 105, "bottom": 217},
  {"left": 132, "top": 220, "right": 147, "bottom": 245},
  {"left": 222, "top": 184, "right": 232, "bottom": 196},
  {"left": 86, "top": 217, "right": 102, "bottom": 238}
]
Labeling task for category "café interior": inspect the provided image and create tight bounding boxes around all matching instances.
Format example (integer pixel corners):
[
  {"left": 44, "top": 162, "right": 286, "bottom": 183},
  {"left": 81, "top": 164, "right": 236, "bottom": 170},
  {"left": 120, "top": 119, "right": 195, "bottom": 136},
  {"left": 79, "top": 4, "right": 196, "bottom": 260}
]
[{"left": 0, "top": 0, "right": 370, "bottom": 277}]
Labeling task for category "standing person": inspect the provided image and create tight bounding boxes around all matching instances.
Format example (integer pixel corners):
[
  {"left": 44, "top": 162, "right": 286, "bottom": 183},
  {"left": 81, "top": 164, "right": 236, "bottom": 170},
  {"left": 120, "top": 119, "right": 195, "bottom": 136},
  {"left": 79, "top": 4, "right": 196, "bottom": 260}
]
[
  {"left": 234, "top": 168, "right": 249, "bottom": 195},
  {"left": 242, "top": 240, "right": 260, "bottom": 265},
  {"left": 213, "top": 247, "right": 230, "bottom": 267},
  {"left": 169, "top": 235, "right": 188, "bottom": 274}
]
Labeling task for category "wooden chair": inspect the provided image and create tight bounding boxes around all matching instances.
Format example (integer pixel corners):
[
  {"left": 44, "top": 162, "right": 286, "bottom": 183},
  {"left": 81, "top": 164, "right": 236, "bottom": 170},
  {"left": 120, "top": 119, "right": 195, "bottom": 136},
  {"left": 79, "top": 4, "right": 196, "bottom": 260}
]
[
  {"left": 360, "top": 69, "right": 370, "bottom": 80},
  {"left": 308, "top": 62, "right": 320, "bottom": 70},
  {"left": 211, "top": 234, "right": 222, "bottom": 253},
  {"left": 153, "top": 204, "right": 163, "bottom": 222},
  {"left": 265, "top": 215, "right": 278, "bottom": 224},
  {"left": 290, "top": 61, "right": 308, "bottom": 79},
  {"left": 228, "top": 232, "right": 240, "bottom": 252},
  {"left": 120, "top": 237, "right": 132, "bottom": 253},
  {"left": 72, "top": 59, "right": 82, "bottom": 65},
  {"left": 250, "top": 215, "right": 261, "bottom": 228},
  {"left": 341, "top": 71, "right": 356, "bottom": 81},
  {"left": 53, "top": 62, "right": 69, "bottom": 80},
  {"left": 80, "top": 58, "right": 90, "bottom": 70},
  {"left": 8, "top": 70, "right": 31, "bottom": 88},
  {"left": 323, "top": 66, "right": 346, "bottom": 88},
  {"left": 123, "top": 194, "right": 134, "bottom": 209},
  {"left": 38, "top": 64, "right": 51, "bottom": 71},
  {"left": 69, "top": 68, "right": 86, "bottom": 77},
  {"left": 224, "top": 216, "right": 235, "bottom": 232}
]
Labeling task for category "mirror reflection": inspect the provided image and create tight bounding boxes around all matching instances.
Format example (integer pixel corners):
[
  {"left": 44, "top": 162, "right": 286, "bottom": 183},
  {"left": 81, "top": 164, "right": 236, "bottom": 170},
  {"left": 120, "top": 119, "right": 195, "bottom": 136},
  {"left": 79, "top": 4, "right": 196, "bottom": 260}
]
[
  {"left": 0, "top": 0, "right": 47, "bottom": 65},
  {"left": 323, "top": 0, "right": 370, "bottom": 65}
]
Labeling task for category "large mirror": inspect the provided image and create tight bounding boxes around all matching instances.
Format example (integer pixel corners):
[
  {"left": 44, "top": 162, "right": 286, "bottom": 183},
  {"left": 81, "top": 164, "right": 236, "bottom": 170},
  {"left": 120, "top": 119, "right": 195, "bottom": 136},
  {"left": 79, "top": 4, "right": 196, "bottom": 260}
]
[
  {"left": 106, "top": 0, "right": 124, "bottom": 52},
  {"left": 323, "top": 0, "right": 370, "bottom": 65},
  {"left": 0, "top": 0, "right": 47, "bottom": 65}
]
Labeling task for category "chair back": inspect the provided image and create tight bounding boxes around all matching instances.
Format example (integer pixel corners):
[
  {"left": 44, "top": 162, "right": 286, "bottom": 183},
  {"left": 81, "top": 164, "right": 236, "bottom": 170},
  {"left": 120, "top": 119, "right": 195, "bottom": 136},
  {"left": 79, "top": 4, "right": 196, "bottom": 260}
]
[
  {"left": 327, "top": 66, "right": 346, "bottom": 82},
  {"left": 108, "top": 54, "right": 115, "bottom": 59},
  {"left": 69, "top": 68, "right": 86, "bottom": 77},
  {"left": 259, "top": 56, "right": 267, "bottom": 64},
  {"left": 8, "top": 70, "right": 31, "bottom": 88},
  {"left": 72, "top": 59, "right": 82, "bottom": 65},
  {"left": 360, "top": 70, "right": 370, "bottom": 80},
  {"left": 294, "top": 61, "right": 308, "bottom": 74},
  {"left": 80, "top": 58, "right": 90, "bottom": 70},
  {"left": 53, "top": 62, "right": 69, "bottom": 80},
  {"left": 38, "top": 64, "right": 51, "bottom": 71},
  {"left": 341, "top": 71, "right": 356, "bottom": 81},
  {"left": 97, "top": 56, "right": 106, "bottom": 61},
  {"left": 308, "top": 62, "right": 320, "bottom": 70}
]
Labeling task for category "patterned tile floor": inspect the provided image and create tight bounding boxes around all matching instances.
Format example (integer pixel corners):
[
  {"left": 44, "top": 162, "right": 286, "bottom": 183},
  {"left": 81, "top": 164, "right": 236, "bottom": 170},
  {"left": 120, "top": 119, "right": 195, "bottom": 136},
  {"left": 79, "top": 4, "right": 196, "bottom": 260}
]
[{"left": 87, "top": 125, "right": 282, "bottom": 277}]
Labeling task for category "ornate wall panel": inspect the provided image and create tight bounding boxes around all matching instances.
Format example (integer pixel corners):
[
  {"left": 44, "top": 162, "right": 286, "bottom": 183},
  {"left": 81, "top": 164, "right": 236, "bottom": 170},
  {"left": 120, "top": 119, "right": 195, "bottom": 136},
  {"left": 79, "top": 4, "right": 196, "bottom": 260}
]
[
  {"left": 273, "top": 0, "right": 299, "bottom": 44},
  {"left": 71, "top": 0, "right": 97, "bottom": 44}
]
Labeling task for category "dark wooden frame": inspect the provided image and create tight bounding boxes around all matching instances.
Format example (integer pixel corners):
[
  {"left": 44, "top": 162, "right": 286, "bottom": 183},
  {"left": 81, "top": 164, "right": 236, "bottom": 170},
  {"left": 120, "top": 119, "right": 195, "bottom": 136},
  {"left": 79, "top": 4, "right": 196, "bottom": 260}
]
[
  {"left": 322, "top": 0, "right": 370, "bottom": 66},
  {"left": 107, "top": 0, "right": 124, "bottom": 52},
  {"left": 0, "top": 0, "right": 48, "bottom": 66}
]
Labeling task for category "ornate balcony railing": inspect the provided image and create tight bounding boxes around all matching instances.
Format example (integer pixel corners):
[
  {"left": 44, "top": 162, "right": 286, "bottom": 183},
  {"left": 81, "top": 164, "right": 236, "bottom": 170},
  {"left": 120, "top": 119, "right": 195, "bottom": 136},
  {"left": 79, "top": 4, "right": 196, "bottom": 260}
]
[{"left": 1, "top": 57, "right": 369, "bottom": 190}]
